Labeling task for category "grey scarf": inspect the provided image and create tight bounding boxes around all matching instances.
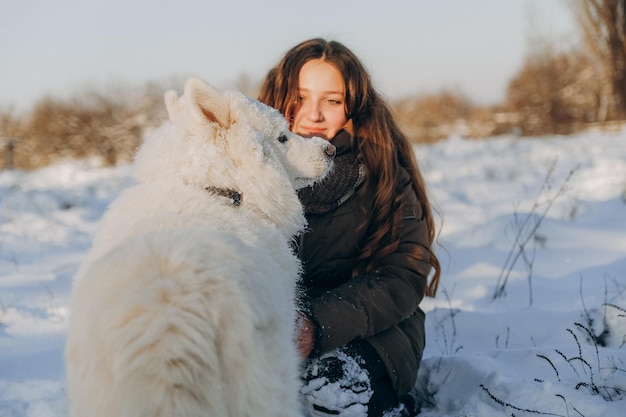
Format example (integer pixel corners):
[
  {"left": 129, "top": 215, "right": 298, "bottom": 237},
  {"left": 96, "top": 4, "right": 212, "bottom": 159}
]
[{"left": 298, "top": 150, "right": 366, "bottom": 215}]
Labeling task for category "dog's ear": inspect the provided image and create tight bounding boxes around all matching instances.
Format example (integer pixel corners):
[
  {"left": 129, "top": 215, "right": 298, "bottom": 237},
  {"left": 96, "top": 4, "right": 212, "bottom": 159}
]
[
  {"left": 164, "top": 90, "right": 184, "bottom": 122},
  {"left": 184, "top": 77, "right": 231, "bottom": 129}
]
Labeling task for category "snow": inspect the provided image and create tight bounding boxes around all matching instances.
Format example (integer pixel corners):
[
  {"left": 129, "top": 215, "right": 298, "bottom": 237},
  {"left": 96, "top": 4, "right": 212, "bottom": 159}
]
[{"left": 1, "top": 129, "right": 625, "bottom": 416}]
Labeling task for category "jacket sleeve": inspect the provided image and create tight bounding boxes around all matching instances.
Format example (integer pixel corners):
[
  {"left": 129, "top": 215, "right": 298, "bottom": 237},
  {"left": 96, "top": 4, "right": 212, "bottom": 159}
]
[{"left": 307, "top": 183, "right": 432, "bottom": 355}]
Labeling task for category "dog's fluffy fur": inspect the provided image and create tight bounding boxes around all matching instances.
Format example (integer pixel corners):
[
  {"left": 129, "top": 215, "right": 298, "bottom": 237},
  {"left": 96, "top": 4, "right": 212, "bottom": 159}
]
[{"left": 65, "top": 78, "right": 335, "bottom": 417}]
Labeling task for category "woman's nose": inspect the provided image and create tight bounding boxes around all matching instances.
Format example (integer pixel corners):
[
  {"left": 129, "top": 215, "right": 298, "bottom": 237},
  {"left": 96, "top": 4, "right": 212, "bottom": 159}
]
[{"left": 305, "top": 102, "right": 323, "bottom": 121}]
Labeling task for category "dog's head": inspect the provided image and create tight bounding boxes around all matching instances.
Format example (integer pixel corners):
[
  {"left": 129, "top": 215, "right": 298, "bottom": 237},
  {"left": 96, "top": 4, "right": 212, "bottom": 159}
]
[{"left": 134, "top": 77, "right": 335, "bottom": 236}]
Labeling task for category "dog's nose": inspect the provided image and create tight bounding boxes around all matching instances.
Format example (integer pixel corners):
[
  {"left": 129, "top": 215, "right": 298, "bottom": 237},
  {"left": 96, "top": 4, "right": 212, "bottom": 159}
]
[{"left": 324, "top": 144, "right": 336, "bottom": 158}]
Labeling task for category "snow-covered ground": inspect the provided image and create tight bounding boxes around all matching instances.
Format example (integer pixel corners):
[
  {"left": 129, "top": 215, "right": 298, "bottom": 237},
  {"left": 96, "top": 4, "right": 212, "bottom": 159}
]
[{"left": 0, "top": 129, "right": 625, "bottom": 416}]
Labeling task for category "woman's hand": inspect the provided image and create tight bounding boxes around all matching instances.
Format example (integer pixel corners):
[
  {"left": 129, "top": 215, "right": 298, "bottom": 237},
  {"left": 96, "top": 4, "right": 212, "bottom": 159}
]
[{"left": 296, "top": 315, "right": 315, "bottom": 360}]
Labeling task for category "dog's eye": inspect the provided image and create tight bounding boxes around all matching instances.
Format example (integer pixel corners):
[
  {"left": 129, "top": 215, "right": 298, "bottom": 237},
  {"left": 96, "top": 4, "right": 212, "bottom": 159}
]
[{"left": 277, "top": 134, "right": 288, "bottom": 143}]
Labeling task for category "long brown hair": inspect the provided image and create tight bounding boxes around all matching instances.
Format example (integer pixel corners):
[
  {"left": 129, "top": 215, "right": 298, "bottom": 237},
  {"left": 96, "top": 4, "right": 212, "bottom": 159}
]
[{"left": 258, "top": 38, "right": 440, "bottom": 297}]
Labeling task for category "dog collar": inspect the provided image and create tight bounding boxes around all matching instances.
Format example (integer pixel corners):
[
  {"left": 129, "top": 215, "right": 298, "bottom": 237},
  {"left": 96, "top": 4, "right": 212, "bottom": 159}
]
[{"left": 205, "top": 186, "right": 242, "bottom": 207}]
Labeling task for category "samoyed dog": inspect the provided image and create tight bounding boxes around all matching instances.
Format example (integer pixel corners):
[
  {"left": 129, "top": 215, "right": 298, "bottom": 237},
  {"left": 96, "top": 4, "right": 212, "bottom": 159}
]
[{"left": 65, "top": 77, "right": 335, "bottom": 417}]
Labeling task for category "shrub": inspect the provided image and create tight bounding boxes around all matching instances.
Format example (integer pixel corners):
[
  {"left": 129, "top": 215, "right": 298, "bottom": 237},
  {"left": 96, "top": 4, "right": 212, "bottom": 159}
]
[
  {"left": 505, "top": 46, "right": 616, "bottom": 136},
  {"left": 0, "top": 82, "right": 167, "bottom": 170}
]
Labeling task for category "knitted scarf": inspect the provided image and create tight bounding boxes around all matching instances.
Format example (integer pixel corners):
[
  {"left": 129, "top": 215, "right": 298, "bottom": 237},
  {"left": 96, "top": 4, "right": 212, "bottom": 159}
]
[{"left": 298, "top": 150, "right": 366, "bottom": 215}]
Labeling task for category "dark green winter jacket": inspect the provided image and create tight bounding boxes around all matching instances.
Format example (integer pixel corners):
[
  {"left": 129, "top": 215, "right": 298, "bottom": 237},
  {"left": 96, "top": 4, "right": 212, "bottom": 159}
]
[{"left": 297, "top": 130, "right": 432, "bottom": 395}]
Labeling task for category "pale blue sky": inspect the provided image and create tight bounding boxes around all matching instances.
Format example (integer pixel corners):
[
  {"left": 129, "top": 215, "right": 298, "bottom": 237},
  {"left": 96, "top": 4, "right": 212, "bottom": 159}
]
[{"left": 1, "top": 0, "right": 576, "bottom": 113}]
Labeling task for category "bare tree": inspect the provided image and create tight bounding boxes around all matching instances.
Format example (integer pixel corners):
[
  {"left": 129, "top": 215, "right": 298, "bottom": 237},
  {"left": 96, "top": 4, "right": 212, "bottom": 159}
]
[
  {"left": 569, "top": 0, "right": 626, "bottom": 117},
  {"left": 506, "top": 44, "right": 603, "bottom": 135}
]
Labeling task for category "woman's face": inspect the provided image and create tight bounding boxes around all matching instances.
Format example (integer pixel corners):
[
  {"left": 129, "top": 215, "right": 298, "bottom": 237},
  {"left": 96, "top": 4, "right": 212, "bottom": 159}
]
[{"left": 291, "top": 59, "right": 348, "bottom": 140}]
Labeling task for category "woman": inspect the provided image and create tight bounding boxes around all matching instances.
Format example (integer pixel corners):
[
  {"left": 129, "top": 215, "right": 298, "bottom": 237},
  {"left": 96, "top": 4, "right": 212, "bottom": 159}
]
[{"left": 258, "top": 38, "right": 441, "bottom": 417}]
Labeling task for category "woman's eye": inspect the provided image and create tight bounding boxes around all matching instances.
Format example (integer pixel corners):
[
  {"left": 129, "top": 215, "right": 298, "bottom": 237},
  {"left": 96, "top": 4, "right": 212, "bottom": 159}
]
[{"left": 277, "top": 134, "right": 288, "bottom": 143}]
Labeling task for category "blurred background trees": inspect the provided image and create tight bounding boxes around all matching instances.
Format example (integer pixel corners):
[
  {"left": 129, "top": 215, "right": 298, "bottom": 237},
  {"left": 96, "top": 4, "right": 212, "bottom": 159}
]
[
  {"left": 504, "top": 45, "right": 603, "bottom": 136},
  {"left": 1, "top": 0, "right": 625, "bottom": 169},
  {"left": 0, "top": 83, "right": 167, "bottom": 170},
  {"left": 570, "top": 0, "right": 626, "bottom": 117},
  {"left": 394, "top": 0, "right": 625, "bottom": 141}
]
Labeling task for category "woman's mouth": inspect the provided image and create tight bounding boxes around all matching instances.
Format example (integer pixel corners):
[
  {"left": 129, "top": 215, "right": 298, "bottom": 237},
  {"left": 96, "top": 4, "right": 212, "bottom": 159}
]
[{"left": 300, "top": 128, "right": 326, "bottom": 138}]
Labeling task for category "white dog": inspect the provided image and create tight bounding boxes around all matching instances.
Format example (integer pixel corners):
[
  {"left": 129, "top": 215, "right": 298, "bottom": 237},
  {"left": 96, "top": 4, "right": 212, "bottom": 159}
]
[{"left": 65, "top": 77, "right": 335, "bottom": 417}]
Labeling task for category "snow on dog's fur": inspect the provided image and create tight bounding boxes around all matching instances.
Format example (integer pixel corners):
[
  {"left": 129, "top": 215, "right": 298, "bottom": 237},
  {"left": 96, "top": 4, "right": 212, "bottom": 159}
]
[{"left": 65, "top": 77, "right": 335, "bottom": 417}]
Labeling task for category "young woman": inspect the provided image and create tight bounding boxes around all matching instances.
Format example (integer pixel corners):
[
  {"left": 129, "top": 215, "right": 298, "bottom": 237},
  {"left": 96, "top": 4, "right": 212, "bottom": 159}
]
[{"left": 258, "top": 38, "right": 441, "bottom": 417}]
